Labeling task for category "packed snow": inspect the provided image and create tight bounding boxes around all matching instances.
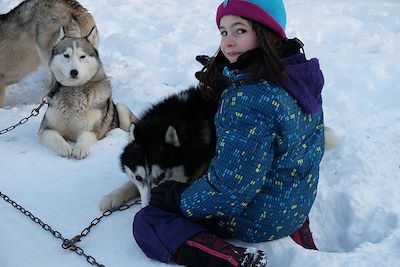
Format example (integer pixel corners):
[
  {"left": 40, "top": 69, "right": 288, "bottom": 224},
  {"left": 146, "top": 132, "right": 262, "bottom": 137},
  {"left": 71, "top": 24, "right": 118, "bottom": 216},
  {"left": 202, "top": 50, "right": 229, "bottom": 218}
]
[{"left": 1, "top": 0, "right": 399, "bottom": 266}]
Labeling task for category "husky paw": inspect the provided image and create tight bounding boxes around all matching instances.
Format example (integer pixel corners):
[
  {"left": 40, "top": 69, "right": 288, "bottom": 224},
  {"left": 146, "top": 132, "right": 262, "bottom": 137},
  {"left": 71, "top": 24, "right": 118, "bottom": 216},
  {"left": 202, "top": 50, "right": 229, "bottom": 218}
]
[
  {"left": 72, "top": 145, "right": 90, "bottom": 159},
  {"left": 100, "top": 193, "right": 126, "bottom": 211},
  {"left": 57, "top": 143, "right": 74, "bottom": 158}
]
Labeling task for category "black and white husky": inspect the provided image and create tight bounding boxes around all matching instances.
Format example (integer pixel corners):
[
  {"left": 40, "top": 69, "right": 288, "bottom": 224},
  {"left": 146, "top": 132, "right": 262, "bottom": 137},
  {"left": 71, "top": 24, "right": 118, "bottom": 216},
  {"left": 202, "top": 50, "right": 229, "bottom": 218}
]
[
  {"left": 100, "top": 87, "right": 218, "bottom": 210},
  {"left": 99, "top": 85, "right": 339, "bottom": 210}
]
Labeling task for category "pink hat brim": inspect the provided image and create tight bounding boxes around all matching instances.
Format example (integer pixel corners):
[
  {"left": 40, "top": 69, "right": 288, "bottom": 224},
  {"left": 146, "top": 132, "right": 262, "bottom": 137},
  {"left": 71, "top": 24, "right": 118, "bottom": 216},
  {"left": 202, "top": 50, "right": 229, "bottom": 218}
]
[{"left": 216, "top": 0, "right": 286, "bottom": 39}]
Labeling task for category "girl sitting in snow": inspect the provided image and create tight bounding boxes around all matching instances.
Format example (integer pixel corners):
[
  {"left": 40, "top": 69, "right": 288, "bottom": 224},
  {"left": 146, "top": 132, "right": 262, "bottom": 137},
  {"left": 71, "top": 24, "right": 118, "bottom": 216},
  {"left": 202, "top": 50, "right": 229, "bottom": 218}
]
[{"left": 133, "top": 0, "right": 325, "bottom": 266}]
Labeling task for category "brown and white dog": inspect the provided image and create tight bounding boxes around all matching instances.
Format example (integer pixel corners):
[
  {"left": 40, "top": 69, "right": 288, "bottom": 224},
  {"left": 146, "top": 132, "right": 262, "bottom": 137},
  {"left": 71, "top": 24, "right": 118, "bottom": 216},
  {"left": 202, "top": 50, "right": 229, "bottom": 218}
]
[{"left": 0, "top": 0, "right": 97, "bottom": 107}]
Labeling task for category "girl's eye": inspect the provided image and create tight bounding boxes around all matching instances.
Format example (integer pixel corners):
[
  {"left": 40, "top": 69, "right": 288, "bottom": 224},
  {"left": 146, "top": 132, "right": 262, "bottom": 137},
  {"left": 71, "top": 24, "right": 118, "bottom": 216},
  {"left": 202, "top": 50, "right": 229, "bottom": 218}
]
[
  {"left": 236, "top": 28, "right": 247, "bottom": 34},
  {"left": 63, "top": 54, "right": 70, "bottom": 58},
  {"left": 80, "top": 55, "right": 86, "bottom": 59},
  {"left": 220, "top": 31, "right": 227, "bottom": 37}
]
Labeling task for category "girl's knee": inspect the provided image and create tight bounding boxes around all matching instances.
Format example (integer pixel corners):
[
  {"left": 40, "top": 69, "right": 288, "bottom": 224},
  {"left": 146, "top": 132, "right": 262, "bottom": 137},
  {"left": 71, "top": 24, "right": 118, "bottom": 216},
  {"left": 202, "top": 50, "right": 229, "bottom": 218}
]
[
  {"left": 132, "top": 205, "right": 177, "bottom": 263},
  {"left": 132, "top": 205, "right": 173, "bottom": 239},
  {"left": 132, "top": 206, "right": 153, "bottom": 238}
]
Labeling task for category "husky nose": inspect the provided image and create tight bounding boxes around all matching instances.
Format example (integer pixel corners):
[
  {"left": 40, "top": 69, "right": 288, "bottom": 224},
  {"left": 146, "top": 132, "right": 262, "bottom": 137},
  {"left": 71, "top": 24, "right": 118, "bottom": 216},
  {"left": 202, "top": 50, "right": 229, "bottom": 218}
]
[{"left": 70, "top": 69, "right": 78, "bottom": 78}]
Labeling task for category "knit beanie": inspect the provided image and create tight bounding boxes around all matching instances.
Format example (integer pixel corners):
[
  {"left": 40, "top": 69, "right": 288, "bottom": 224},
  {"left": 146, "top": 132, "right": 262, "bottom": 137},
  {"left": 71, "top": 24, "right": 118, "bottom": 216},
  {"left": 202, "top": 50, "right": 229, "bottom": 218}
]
[{"left": 216, "top": 0, "right": 287, "bottom": 39}]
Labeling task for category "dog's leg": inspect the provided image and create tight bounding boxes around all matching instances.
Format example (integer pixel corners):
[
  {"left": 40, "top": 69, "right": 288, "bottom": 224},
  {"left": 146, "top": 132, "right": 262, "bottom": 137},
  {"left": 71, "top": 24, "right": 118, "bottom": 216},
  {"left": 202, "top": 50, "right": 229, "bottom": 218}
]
[
  {"left": 39, "top": 129, "right": 73, "bottom": 157},
  {"left": 116, "top": 103, "right": 137, "bottom": 131},
  {"left": 99, "top": 181, "right": 139, "bottom": 211},
  {"left": 72, "top": 131, "right": 97, "bottom": 159},
  {"left": 0, "top": 85, "right": 5, "bottom": 108}
]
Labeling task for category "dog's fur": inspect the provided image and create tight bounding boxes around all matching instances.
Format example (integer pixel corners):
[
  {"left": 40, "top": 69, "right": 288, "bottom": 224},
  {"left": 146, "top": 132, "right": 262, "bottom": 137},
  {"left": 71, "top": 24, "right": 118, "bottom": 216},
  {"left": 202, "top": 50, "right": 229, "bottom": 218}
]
[
  {"left": 100, "top": 87, "right": 217, "bottom": 210},
  {"left": 39, "top": 28, "right": 135, "bottom": 159},
  {"left": 0, "top": 0, "right": 97, "bottom": 108},
  {"left": 324, "top": 126, "right": 340, "bottom": 150}
]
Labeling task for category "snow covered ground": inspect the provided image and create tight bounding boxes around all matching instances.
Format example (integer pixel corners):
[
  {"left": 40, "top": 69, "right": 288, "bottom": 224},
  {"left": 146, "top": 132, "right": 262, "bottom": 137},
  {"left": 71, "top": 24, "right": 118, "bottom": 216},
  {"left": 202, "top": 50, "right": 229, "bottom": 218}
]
[{"left": 1, "top": 0, "right": 399, "bottom": 266}]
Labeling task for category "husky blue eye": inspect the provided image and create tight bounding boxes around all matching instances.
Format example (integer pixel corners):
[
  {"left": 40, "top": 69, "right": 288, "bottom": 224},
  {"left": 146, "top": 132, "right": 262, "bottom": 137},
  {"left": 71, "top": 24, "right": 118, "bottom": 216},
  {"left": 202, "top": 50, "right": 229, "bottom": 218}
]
[
  {"left": 136, "top": 175, "right": 143, "bottom": 182},
  {"left": 157, "top": 173, "right": 166, "bottom": 181}
]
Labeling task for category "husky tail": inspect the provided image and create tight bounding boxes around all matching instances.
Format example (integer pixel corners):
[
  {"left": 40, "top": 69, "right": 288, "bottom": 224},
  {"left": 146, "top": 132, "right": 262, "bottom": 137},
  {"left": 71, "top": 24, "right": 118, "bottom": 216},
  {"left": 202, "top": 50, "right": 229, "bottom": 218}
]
[
  {"left": 116, "top": 103, "right": 137, "bottom": 131},
  {"left": 97, "top": 99, "right": 136, "bottom": 139},
  {"left": 63, "top": 0, "right": 98, "bottom": 45},
  {"left": 325, "top": 126, "right": 340, "bottom": 150}
]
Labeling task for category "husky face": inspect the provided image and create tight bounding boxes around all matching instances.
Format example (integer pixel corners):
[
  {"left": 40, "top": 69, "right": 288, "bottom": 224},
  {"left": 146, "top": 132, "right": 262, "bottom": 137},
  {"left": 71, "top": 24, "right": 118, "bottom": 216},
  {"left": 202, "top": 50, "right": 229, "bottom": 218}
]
[
  {"left": 49, "top": 27, "right": 99, "bottom": 87},
  {"left": 120, "top": 124, "right": 187, "bottom": 206}
]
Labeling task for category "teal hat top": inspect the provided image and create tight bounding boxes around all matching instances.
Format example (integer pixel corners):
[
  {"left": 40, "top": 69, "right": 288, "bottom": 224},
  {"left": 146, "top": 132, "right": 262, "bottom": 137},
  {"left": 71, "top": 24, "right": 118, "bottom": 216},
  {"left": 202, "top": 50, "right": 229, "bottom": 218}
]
[{"left": 217, "top": 0, "right": 287, "bottom": 39}]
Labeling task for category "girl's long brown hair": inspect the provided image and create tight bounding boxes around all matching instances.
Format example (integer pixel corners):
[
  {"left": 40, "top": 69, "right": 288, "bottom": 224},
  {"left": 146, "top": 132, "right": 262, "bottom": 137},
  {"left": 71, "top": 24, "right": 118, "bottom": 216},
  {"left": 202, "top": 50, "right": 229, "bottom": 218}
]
[{"left": 199, "top": 20, "right": 289, "bottom": 103}]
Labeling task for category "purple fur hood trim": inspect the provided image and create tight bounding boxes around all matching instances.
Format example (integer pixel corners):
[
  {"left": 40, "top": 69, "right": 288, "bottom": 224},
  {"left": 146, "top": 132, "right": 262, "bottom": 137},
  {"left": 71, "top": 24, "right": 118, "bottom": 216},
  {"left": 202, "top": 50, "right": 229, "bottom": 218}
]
[{"left": 282, "top": 53, "right": 324, "bottom": 114}]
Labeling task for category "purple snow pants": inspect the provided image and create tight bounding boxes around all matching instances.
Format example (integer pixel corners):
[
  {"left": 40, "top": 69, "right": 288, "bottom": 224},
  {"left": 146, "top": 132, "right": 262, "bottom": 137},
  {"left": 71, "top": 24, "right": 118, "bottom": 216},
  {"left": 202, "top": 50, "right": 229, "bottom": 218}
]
[{"left": 133, "top": 205, "right": 206, "bottom": 263}]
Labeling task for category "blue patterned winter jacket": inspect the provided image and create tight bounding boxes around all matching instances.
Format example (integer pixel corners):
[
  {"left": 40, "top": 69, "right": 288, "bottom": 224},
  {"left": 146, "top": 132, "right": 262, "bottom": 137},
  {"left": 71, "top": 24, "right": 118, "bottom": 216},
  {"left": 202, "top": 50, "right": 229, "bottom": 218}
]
[{"left": 180, "top": 53, "right": 325, "bottom": 242}]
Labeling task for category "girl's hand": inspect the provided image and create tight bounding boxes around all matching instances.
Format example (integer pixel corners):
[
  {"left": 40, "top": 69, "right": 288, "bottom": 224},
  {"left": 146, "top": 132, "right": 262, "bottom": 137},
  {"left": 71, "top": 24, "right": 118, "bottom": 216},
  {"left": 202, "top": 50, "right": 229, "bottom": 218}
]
[
  {"left": 196, "top": 55, "right": 212, "bottom": 66},
  {"left": 150, "top": 181, "right": 188, "bottom": 214}
]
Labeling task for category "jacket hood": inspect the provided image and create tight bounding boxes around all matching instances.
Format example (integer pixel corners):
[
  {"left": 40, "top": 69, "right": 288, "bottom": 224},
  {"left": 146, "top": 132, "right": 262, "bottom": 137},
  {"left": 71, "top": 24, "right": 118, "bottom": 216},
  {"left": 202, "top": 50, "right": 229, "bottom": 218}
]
[
  {"left": 220, "top": 49, "right": 324, "bottom": 113},
  {"left": 281, "top": 53, "right": 324, "bottom": 114}
]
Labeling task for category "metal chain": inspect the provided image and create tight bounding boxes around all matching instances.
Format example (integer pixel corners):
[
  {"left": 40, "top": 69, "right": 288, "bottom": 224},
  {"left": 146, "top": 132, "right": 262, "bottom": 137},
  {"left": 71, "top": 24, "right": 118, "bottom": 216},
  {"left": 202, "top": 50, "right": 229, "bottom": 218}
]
[
  {"left": 0, "top": 83, "right": 64, "bottom": 135},
  {"left": 0, "top": 190, "right": 140, "bottom": 267},
  {"left": 0, "top": 99, "right": 47, "bottom": 135},
  {"left": 62, "top": 201, "right": 140, "bottom": 249}
]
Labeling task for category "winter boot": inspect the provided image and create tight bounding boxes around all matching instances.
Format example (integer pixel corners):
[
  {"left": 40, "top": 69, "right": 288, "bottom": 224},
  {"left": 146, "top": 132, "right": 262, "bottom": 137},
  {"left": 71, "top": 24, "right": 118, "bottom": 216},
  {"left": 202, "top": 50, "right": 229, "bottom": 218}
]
[
  {"left": 290, "top": 218, "right": 318, "bottom": 250},
  {"left": 174, "top": 231, "right": 267, "bottom": 267}
]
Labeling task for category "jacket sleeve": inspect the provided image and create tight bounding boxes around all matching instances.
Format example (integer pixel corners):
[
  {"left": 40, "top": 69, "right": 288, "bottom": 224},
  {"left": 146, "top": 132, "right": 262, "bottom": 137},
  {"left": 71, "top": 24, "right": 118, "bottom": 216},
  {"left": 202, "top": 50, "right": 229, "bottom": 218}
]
[{"left": 180, "top": 87, "right": 277, "bottom": 220}]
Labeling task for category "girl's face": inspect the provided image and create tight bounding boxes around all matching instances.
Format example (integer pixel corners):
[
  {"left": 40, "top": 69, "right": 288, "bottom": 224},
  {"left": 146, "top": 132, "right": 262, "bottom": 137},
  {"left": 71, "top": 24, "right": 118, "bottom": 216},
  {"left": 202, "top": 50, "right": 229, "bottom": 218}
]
[{"left": 219, "top": 15, "right": 259, "bottom": 63}]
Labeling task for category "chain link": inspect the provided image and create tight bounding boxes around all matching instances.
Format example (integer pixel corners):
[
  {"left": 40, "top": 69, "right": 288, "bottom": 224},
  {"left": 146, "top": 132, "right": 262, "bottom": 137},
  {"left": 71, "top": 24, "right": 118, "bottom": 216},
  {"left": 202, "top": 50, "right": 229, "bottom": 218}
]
[
  {"left": 0, "top": 100, "right": 47, "bottom": 135},
  {"left": 0, "top": 190, "right": 140, "bottom": 267},
  {"left": 62, "top": 202, "right": 140, "bottom": 249}
]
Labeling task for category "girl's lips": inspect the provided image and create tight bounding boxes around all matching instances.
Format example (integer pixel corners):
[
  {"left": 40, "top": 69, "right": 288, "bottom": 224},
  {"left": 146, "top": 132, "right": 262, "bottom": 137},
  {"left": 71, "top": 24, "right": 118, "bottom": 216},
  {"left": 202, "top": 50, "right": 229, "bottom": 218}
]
[{"left": 228, "top": 52, "right": 241, "bottom": 57}]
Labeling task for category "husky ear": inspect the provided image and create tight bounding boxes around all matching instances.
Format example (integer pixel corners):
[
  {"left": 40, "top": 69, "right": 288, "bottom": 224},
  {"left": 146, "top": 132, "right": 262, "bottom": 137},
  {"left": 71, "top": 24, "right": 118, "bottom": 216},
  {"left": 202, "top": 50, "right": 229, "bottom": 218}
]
[
  {"left": 128, "top": 123, "right": 135, "bottom": 142},
  {"left": 86, "top": 26, "right": 99, "bottom": 48},
  {"left": 55, "top": 27, "right": 65, "bottom": 45},
  {"left": 165, "top": 126, "right": 180, "bottom": 147}
]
